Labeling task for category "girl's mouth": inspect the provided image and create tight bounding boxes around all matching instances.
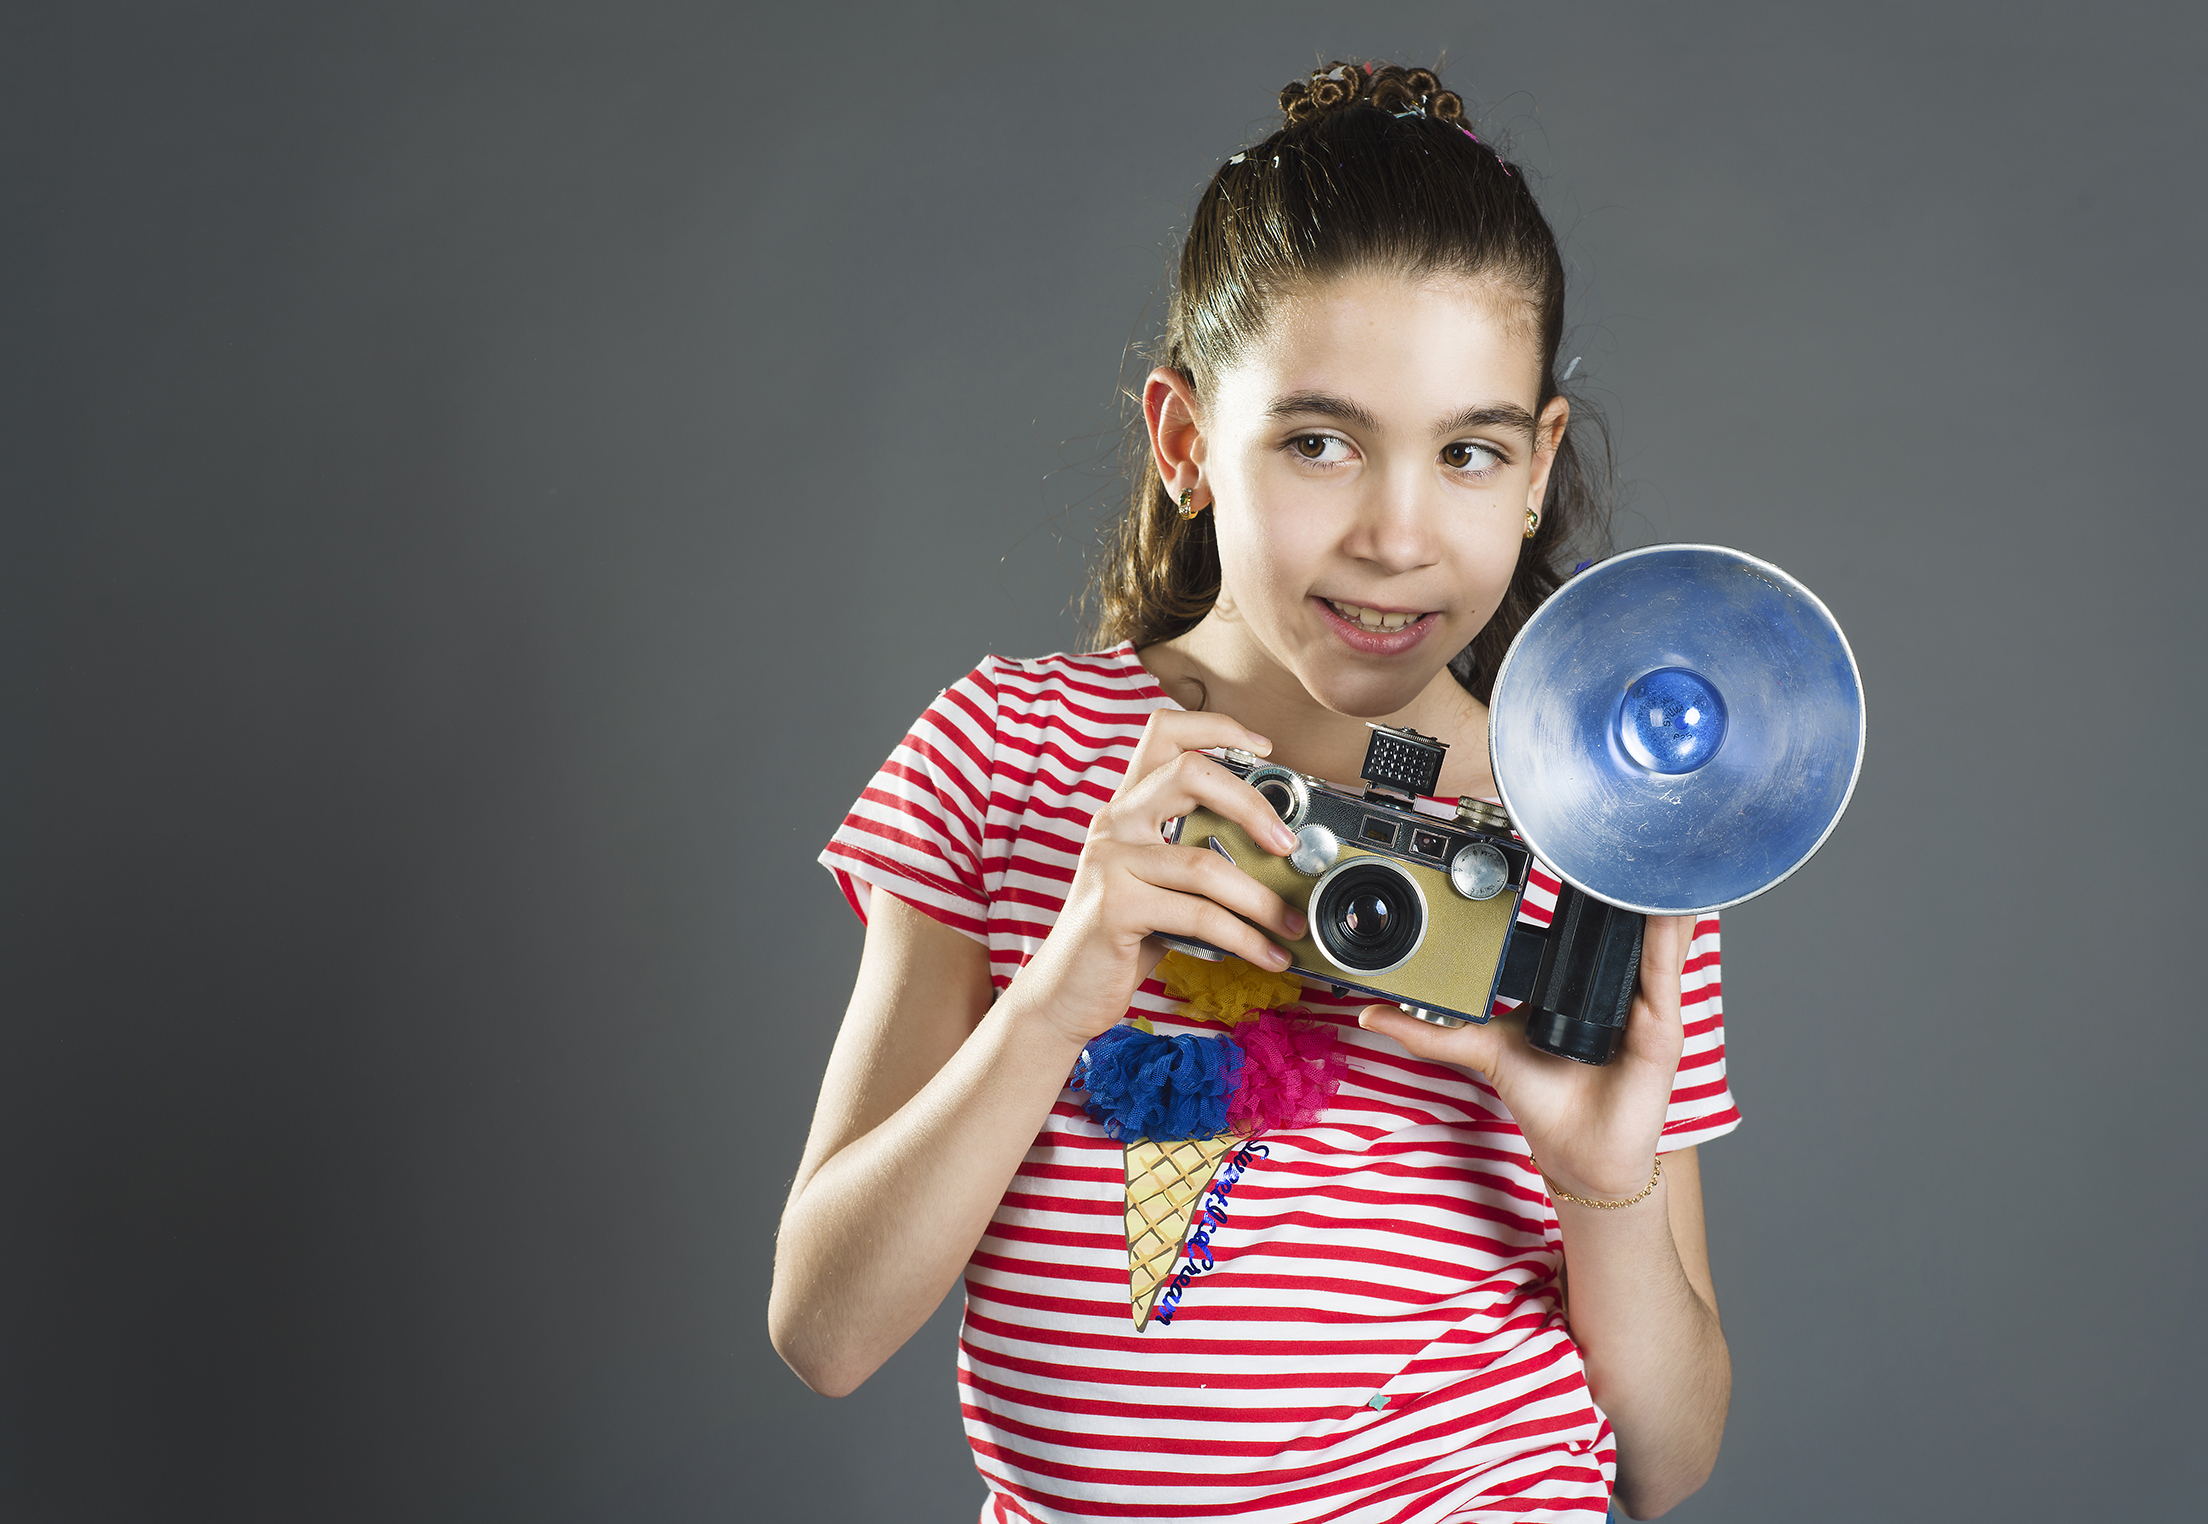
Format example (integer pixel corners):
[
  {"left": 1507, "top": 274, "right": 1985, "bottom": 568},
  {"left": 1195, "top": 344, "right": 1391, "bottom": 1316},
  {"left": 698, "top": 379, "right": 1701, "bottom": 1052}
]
[{"left": 1314, "top": 597, "right": 1439, "bottom": 652}]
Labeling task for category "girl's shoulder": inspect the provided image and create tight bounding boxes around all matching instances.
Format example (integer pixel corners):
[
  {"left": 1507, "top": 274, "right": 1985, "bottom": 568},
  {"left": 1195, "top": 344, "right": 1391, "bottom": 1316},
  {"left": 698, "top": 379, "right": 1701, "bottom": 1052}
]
[
  {"left": 981, "top": 642, "right": 1170, "bottom": 702},
  {"left": 947, "top": 642, "right": 1177, "bottom": 735}
]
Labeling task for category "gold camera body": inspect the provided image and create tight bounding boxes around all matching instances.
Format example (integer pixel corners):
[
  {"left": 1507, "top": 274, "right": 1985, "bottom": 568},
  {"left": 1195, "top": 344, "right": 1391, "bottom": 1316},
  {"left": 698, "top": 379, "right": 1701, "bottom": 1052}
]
[{"left": 1161, "top": 748, "right": 1533, "bottom": 1026}]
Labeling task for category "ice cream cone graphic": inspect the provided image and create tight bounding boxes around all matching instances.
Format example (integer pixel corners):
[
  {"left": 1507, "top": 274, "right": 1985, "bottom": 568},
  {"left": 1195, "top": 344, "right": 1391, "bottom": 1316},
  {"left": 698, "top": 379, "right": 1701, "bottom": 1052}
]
[{"left": 1123, "top": 1131, "right": 1236, "bottom": 1330}]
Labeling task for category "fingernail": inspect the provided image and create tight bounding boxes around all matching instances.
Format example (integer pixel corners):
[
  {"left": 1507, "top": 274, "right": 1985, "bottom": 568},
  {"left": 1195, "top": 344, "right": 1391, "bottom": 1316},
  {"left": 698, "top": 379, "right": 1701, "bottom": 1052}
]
[
  {"left": 1286, "top": 908, "right": 1306, "bottom": 937},
  {"left": 1272, "top": 824, "right": 1299, "bottom": 854},
  {"left": 1268, "top": 945, "right": 1292, "bottom": 969},
  {"left": 1247, "top": 734, "right": 1272, "bottom": 754}
]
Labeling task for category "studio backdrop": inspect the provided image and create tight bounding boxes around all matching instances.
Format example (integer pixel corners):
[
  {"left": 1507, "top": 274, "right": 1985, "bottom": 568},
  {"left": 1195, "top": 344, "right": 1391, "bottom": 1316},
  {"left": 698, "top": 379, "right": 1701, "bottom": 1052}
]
[{"left": 3, "top": 3, "right": 2202, "bottom": 1521}]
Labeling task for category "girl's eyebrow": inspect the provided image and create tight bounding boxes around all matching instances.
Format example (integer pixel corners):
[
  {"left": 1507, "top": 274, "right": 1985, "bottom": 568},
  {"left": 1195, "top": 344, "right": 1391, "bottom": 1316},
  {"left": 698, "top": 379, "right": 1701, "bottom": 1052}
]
[
  {"left": 1433, "top": 403, "right": 1539, "bottom": 440},
  {"left": 1267, "top": 392, "right": 1538, "bottom": 442},
  {"left": 1266, "top": 391, "right": 1381, "bottom": 431}
]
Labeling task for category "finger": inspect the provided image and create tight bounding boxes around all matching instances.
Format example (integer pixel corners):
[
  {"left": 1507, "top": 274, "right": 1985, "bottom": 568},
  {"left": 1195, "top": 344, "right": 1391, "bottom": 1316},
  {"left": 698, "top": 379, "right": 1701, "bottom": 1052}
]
[
  {"left": 1136, "top": 934, "right": 1171, "bottom": 982},
  {"left": 1131, "top": 880, "right": 1299, "bottom": 971},
  {"left": 1124, "top": 841, "right": 1306, "bottom": 940},
  {"left": 1620, "top": 916, "right": 1690, "bottom": 1069},
  {"left": 1357, "top": 1003, "right": 1508, "bottom": 1083},
  {"left": 1110, "top": 750, "right": 1301, "bottom": 855},
  {"left": 1677, "top": 912, "right": 1703, "bottom": 978},
  {"left": 1119, "top": 708, "right": 1272, "bottom": 795},
  {"left": 1635, "top": 915, "right": 1690, "bottom": 1025}
]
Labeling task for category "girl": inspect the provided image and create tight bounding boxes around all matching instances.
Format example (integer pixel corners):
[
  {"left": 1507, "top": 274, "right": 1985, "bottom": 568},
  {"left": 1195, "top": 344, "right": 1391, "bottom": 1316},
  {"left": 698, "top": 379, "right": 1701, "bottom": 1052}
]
[{"left": 771, "top": 61, "right": 1735, "bottom": 1523}]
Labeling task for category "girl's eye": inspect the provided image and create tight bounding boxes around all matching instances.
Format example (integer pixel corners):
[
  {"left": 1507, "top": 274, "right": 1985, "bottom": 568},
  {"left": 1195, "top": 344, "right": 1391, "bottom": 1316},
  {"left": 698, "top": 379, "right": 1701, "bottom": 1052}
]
[
  {"left": 1442, "top": 441, "right": 1501, "bottom": 472},
  {"left": 1291, "top": 434, "right": 1337, "bottom": 461}
]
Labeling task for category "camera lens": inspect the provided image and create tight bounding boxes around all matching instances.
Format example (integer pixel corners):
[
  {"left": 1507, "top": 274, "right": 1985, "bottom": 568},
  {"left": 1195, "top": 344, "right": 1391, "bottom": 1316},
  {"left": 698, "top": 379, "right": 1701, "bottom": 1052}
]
[
  {"left": 1311, "top": 859, "right": 1426, "bottom": 974},
  {"left": 1342, "top": 891, "right": 1393, "bottom": 941},
  {"left": 1256, "top": 779, "right": 1297, "bottom": 820}
]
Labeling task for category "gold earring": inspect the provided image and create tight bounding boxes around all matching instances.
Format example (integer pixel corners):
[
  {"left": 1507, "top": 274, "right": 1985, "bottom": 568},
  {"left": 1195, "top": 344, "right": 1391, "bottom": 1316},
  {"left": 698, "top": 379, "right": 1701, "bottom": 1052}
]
[
  {"left": 1524, "top": 508, "right": 1540, "bottom": 539},
  {"left": 1178, "top": 488, "right": 1200, "bottom": 519}
]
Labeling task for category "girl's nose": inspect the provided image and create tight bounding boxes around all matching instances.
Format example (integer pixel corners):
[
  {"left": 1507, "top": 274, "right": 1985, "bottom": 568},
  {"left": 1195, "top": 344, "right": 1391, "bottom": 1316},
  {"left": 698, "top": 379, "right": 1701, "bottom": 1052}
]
[{"left": 1342, "top": 477, "right": 1444, "bottom": 575}]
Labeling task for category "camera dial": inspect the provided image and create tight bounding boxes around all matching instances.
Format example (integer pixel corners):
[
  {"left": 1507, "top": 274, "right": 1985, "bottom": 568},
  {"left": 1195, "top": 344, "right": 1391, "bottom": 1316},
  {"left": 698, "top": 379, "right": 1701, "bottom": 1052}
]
[
  {"left": 1448, "top": 843, "right": 1510, "bottom": 900},
  {"left": 1310, "top": 857, "right": 1427, "bottom": 975}
]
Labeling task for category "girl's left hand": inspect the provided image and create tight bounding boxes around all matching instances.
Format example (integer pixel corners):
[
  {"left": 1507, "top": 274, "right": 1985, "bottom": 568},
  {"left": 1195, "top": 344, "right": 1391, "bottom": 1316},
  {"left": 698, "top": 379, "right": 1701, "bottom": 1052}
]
[{"left": 1357, "top": 914, "right": 1694, "bottom": 1201}]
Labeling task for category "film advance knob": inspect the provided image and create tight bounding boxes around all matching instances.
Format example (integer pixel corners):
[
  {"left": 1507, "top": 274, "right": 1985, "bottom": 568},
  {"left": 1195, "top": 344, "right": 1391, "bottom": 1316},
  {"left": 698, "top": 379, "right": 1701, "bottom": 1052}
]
[{"left": 1289, "top": 824, "right": 1341, "bottom": 876}]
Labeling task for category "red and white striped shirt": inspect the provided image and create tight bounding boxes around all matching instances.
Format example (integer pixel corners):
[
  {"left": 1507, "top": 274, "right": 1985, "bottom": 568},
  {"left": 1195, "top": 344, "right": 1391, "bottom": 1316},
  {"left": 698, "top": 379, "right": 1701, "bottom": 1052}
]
[{"left": 821, "top": 644, "right": 1739, "bottom": 1524}]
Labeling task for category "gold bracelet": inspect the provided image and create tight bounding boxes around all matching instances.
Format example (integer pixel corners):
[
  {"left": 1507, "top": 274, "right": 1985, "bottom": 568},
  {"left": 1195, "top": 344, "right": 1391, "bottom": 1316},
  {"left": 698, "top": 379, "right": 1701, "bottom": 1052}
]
[{"left": 1534, "top": 1156, "right": 1663, "bottom": 1210}]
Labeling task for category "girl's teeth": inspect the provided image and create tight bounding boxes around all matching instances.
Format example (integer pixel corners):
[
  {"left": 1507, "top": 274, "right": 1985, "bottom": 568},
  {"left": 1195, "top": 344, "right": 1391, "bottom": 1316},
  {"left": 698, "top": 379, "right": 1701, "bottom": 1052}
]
[{"left": 1330, "top": 600, "right": 1417, "bottom": 633}]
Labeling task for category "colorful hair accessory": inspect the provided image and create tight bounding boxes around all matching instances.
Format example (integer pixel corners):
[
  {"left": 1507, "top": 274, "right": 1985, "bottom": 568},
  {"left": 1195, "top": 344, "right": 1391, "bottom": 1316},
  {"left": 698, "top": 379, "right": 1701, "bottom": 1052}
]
[
  {"left": 1158, "top": 949, "right": 1304, "bottom": 1027},
  {"left": 1076, "top": 1011, "right": 1348, "bottom": 1142}
]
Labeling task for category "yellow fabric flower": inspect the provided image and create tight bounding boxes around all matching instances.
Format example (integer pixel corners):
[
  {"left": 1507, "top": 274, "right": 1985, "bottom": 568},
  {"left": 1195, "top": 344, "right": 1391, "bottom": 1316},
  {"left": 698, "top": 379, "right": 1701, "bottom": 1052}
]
[{"left": 1158, "top": 950, "right": 1305, "bottom": 1028}]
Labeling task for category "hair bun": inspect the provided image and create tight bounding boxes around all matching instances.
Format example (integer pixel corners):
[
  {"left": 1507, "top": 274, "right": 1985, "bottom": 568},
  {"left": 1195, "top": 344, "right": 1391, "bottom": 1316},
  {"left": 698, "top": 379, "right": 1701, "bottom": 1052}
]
[{"left": 1278, "top": 60, "right": 1464, "bottom": 128}]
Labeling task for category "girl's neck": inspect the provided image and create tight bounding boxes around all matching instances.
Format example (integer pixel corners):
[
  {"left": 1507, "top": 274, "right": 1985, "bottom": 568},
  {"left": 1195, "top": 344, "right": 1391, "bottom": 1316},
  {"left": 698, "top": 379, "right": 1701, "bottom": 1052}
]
[{"left": 1137, "top": 615, "right": 1498, "bottom": 800}]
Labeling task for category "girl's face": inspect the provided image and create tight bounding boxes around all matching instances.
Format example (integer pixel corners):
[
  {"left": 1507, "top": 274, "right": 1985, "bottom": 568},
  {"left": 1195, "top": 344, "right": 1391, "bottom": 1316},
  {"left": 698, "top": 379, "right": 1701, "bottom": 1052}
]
[{"left": 1173, "top": 269, "right": 1567, "bottom": 720}]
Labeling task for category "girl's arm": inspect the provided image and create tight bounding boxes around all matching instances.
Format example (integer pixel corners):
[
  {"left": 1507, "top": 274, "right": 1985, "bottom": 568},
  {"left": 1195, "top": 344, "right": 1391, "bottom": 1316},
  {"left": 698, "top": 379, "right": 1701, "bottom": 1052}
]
[
  {"left": 1360, "top": 915, "right": 1729, "bottom": 1519},
  {"left": 771, "top": 711, "right": 1308, "bottom": 1397},
  {"left": 1551, "top": 1146, "right": 1728, "bottom": 1519},
  {"left": 768, "top": 893, "right": 1084, "bottom": 1397}
]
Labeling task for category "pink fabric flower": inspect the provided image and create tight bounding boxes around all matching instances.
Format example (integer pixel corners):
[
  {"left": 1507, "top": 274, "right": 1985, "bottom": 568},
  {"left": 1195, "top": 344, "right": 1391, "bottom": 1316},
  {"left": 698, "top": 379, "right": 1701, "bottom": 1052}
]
[{"left": 1227, "top": 1011, "right": 1349, "bottom": 1134}]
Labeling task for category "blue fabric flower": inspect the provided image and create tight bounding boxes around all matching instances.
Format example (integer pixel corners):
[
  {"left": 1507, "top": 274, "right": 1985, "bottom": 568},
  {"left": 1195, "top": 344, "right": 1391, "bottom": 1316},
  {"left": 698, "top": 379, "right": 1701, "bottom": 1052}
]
[{"left": 1076, "top": 1024, "right": 1243, "bottom": 1142}]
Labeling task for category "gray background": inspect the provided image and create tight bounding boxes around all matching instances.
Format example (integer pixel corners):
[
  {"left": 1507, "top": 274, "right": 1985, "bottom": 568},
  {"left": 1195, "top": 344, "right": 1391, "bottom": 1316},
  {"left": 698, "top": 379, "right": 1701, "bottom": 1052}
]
[{"left": 4, "top": 2, "right": 2202, "bottom": 1520}]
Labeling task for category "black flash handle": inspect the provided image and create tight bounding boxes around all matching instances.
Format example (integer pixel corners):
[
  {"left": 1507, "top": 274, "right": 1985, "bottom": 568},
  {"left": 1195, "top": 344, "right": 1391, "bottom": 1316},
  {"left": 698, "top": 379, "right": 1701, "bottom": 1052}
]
[{"left": 1494, "top": 885, "right": 1646, "bottom": 1065}]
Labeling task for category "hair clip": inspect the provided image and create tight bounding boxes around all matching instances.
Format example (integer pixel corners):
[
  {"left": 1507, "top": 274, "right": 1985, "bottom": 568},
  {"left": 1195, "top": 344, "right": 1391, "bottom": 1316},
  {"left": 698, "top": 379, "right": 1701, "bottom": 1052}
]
[
  {"left": 1561, "top": 356, "right": 1581, "bottom": 381},
  {"left": 1228, "top": 151, "right": 1246, "bottom": 164}
]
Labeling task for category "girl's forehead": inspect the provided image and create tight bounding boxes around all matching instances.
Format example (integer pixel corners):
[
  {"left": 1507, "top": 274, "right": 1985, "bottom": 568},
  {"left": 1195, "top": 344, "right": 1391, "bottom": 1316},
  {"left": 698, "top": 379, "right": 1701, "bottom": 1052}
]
[{"left": 1223, "top": 269, "right": 1545, "bottom": 414}]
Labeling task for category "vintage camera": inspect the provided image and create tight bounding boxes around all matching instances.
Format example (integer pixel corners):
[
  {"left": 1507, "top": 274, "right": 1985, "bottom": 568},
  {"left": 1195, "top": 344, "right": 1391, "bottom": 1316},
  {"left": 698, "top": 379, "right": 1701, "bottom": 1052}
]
[{"left": 1159, "top": 725, "right": 1647, "bottom": 1064}]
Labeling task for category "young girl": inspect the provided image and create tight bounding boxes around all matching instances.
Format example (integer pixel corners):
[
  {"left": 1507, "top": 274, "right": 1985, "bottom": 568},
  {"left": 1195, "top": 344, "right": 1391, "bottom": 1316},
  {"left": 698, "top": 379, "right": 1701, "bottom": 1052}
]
[{"left": 772, "top": 61, "right": 1735, "bottom": 1524}]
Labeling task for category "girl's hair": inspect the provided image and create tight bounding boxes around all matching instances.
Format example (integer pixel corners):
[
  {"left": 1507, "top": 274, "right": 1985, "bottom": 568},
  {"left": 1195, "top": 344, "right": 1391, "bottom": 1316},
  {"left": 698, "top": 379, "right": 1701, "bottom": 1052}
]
[{"left": 1088, "top": 60, "right": 1611, "bottom": 705}]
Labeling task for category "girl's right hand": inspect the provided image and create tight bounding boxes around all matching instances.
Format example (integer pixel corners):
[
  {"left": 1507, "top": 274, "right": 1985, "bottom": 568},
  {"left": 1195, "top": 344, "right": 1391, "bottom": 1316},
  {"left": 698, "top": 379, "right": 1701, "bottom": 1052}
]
[{"left": 1011, "top": 709, "right": 1309, "bottom": 1048}]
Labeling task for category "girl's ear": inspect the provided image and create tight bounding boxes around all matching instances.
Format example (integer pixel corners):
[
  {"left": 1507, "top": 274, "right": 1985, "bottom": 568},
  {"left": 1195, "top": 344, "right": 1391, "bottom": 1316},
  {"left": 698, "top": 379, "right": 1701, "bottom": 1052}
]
[
  {"left": 1143, "top": 368, "right": 1209, "bottom": 508},
  {"left": 1524, "top": 394, "right": 1572, "bottom": 513}
]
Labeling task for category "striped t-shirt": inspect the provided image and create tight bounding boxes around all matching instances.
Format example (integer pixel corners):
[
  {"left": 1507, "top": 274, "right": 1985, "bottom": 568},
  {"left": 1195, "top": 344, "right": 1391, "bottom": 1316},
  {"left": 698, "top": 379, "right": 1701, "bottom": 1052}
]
[{"left": 820, "top": 644, "right": 1740, "bottom": 1524}]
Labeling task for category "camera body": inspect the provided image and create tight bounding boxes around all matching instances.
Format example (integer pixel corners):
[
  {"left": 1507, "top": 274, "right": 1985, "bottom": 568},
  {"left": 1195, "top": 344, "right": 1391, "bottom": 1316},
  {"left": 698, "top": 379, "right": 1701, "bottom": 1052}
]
[{"left": 1160, "top": 725, "right": 1647, "bottom": 1064}]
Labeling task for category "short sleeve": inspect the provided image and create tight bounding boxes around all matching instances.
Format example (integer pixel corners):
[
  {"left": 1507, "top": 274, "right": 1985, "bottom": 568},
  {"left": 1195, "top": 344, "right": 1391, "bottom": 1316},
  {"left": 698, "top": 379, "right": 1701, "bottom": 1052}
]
[
  {"left": 1512, "top": 865, "right": 1740, "bottom": 1150},
  {"left": 1660, "top": 912, "right": 1741, "bottom": 1151},
  {"left": 818, "top": 659, "right": 999, "bottom": 944}
]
